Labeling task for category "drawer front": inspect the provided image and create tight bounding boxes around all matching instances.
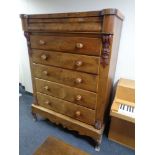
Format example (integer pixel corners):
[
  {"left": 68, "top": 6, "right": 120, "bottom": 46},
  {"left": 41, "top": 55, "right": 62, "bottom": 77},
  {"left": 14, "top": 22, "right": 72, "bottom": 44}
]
[
  {"left": 37, "top": 92, "right": 95, "bottom": 125},
  {"left": 33, "top": 64, "right": 98, "bottom": 92},
  {"left": 30, "top": 35, "right": 101, "bottom": 56},
  {"left": 35, "top": 78, "right": 97, "bottom": 109},
  {"left": 32, "top": 49, "right": 99, "bottom": 74},
  {"left": 28, "top": 17, "right": 102, "bottom": 32}
]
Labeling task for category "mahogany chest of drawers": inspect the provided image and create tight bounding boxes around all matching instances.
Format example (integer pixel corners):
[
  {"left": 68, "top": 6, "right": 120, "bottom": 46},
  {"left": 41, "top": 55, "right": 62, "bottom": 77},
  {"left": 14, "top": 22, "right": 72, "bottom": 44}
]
[{"left": 20, "top": 8, "right": 124, "bottom": 150}]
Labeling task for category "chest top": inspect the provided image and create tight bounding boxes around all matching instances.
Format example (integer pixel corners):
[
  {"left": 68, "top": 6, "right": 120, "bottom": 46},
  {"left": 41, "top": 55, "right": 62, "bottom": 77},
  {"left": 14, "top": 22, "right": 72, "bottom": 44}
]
[{"left": 20, "top": 8, "right": 124, "bottom": 34}]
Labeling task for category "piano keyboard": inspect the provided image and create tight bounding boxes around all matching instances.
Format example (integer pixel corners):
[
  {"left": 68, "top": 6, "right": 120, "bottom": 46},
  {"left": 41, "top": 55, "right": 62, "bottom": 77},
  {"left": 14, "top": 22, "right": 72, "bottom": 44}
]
[{"left": 118, "top": 104, "right": 135, "bottom": 118}]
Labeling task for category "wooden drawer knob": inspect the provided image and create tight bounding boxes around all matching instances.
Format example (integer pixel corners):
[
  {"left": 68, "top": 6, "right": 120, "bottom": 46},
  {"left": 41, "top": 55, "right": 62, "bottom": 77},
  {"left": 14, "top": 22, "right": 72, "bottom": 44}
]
[
  {"left": 75, "top": 60, "right": 83, "bottom": 67},
  {"left": 39, "top": 40, "right": 46, "bottom": 45},
  {"left": 75, "top": 111, "right": 81, "bottom": 117},
  {"left": 43, "top": 70, "right": 48, "bottom": 75},
  {"left": 76, "top": 95, "right": 82, "bottom": 101},
  {"left": 45, "top": 100, "right": 50, "bottom": 105},
  {"left": 76, "top": 43, "right": 83, "bottom": 49},
  {"left": 44, "top": 86, "right": 49, "bottom": 91},
  {"left": 75, "top": 78, "right": 82, "bottom": 84},
  {"left": 41, "top": 54, "right": 47, "bottom": 60}
]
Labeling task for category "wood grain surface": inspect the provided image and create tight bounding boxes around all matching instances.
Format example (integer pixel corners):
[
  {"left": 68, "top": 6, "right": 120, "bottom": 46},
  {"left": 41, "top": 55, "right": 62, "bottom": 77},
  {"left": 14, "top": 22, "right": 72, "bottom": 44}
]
[
  {"left": 30, "top": 35, "right": 102, "bottom": 56},
  {"left": 37, "top": 92, "right": 95, "bottom": 125},
  {"left": 33, "top": 136, "right": 90, "bottom": 155},
  {"left": 33, "top": 63, "right": 98, "bottom": 92},
  {"left": 35, "top": 78, "right": 97, "bottom": 109},
  {"left": 32, "top": 49, "right": 100, "bottom": 74},
  {"left": 21, "top": 8, "right": 124, "bottom": 147}
]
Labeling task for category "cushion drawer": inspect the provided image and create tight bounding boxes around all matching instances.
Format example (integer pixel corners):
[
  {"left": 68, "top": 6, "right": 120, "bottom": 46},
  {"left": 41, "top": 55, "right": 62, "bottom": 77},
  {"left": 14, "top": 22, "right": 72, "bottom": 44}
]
[
  {"left": 37, "top": 92, "right": 95, "bottom": 125},
  {"left": 33, "top": 64, "right": 98, "bottom": 92},
  {"left": 28, "top": 16, "right": 102, "bottom": 32},
  {"left": 32, "top": 49, "right": 99, "bottom": 74},
  {"left": 30, "top": 35, "right": 101, "bottom": 56},
  {"left": 35, "top": 78, "right": 97, "bottom": 109}
]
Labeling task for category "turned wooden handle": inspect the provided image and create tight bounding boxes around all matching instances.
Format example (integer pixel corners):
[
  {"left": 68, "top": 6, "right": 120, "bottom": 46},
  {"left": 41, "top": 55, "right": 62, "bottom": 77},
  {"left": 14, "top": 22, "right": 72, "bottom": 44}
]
[
  {"left": 76, "top": 43, "right": 83, "bottom": 49},
  {"left": 75, "top": 111, "right": 81, "bottom": 117},
  {"left": 75, "top": 78, "right": 82, "bottom": 84},
  {"left": 39, "top": 40, "right": 46, "bottom": 45},
  {"left": 43, "top": 70, "right": 48, "bottom": 75},
  {"left": 76, "top": 95, "right": 82, "bottom": 101},
  {"left": 41, "top": 54, "right": 47, "bottom": 60},
  {"left": 45, "top": 100, "right": 50, "bottom": 105},
  {"left": 44, "top": 86, "right": 49, "bottom": 90},
  {"left": 75, "top": 60, "right": 83, "bottom": 67}
]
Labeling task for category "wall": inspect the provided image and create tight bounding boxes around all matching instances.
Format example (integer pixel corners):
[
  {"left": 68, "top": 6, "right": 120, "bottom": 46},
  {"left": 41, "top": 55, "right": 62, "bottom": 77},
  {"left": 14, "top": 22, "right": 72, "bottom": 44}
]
[{"left": 19, "top": 0, "right": 135, "bottom": 92}]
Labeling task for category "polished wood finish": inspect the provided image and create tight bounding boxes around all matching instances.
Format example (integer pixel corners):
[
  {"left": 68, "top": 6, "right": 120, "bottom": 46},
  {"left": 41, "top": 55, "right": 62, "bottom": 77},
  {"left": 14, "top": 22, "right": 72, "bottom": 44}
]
[
  {"left": 33, "top": 136, "right": 90, "bottom": 155},
  {"left": 109, "top": 117, "right": 135, "bottom": 150},
  {"left": 109, "top": 79, "right": 135, "bottom": 149},
  {"left": 32, "top": 104, "right": 104, "bottom": 141},
  {"left": 95, "top": 13, "right": 123, "bottom": 129},
  {"left": 29, "top": 22, "right": 101, "bottom": 32},
  {"left": 32, "top": 49, "right": 100, "bottom": 74},
  {"left": 33, "top": 63, "right": 98, "bottom": 92},
  {"left": 115, "top": 79, "right": 135, "bottom": 104},
  {"left": 21, "top": 8, "right": 124, "bottom": 149},
  {"left": 110, "top": 79, "right": 135, "bottom": 123},
  {"left": 37, "top": 92, "right": 95, "bottom": 125},
  {"left": 35, "top": 78, "right": 97, "bottom": 109},
  {"left": 30, "top": 35, "right": 102, "bottom": 56},
  {"left": 29, "top": 17, "right": 101, "bottom": 23},
  {"left": 21, "top": 9, "right": 124, "bottom": 20}
]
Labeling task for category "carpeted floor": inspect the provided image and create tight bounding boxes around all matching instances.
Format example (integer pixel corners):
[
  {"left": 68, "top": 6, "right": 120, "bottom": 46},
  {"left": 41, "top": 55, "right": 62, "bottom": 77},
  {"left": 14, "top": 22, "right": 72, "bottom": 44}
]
[{"left": 19, "top": 92, "right": 135, "bottom": 155}]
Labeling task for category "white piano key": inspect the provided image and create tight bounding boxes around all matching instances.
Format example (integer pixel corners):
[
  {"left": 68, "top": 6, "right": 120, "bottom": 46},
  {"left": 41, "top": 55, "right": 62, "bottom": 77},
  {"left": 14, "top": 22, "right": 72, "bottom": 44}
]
[
  {"left": 124, "top": 105, "right": 127, "bottom": 111},
  {"left": 118, "top": 104, "right": 135, "bottom": 118}
]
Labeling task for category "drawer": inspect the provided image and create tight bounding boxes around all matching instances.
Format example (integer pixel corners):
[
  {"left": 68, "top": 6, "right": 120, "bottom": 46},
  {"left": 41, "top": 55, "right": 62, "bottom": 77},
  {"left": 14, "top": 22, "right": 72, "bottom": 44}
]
[
  {"left": 35, "top": 78, "right": 97, "bottom": 109},
  {"left": 30, "top": 35, "right": 101, "bottom": 56},
  {"left": 33, "top": 64, "right": 98, "bottom": 92},
  {"left": 32, "top": 49, "right": 99, "bottom": 74},
  {"left": 28, "top": 16, "right": 102, "bottom": 32},
  {"left": 37, "top": 92, "right": 95, "bottom": 125}
]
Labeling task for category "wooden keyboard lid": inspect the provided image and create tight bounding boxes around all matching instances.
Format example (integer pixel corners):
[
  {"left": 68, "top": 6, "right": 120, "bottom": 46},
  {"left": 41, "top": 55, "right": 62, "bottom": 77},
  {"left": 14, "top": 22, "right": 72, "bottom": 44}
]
[
  {"left": 115, "top": 78, "right": 135, "bottom": 105},
  {"left": 112, "top": 78, "right": 135, "bottom": 112},
  {"left": 110, "top": 79, "right": 135, "bottom": 123}
]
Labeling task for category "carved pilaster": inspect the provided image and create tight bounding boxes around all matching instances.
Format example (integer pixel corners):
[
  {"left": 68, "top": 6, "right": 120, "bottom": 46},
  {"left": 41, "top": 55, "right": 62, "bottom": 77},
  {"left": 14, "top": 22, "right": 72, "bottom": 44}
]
[{"left": 101, "top": 34, "right": 113, "bottom": 67}]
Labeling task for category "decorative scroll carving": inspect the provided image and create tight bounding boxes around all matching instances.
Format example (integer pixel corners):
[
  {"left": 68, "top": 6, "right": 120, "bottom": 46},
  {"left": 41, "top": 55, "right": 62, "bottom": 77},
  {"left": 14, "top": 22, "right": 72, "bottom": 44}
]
[
  {"left": 101, "top": 34, "right": 112, "bottom": 67},
  {"left": 47, "top": 117, "right": 93, "bottom": 138},
  {"left": 95, "top": 120, "right": 102, "bottom": 130}
]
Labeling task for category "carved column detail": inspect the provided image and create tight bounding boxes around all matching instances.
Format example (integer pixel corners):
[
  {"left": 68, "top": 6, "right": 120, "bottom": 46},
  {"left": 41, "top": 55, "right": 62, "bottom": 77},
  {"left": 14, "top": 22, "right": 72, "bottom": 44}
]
[{"left": 101, "top": 34, "right": 113, "bottom": 67}]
